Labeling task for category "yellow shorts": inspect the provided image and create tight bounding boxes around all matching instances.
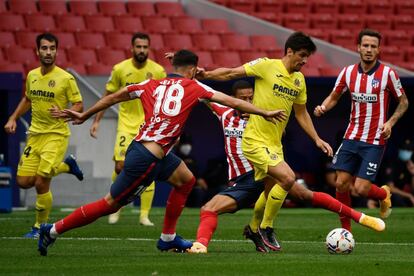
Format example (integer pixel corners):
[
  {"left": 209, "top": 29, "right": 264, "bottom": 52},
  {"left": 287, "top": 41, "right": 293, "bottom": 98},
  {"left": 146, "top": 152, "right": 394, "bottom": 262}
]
[
  {"left": 242, "top": 140, "right": 284, "bottom": 181},
  {"left": 17, "top": 133, "right": 69, "bottom": 178},
  {"left": 113, "top": 131, "right": 135, "bottom": 162}
]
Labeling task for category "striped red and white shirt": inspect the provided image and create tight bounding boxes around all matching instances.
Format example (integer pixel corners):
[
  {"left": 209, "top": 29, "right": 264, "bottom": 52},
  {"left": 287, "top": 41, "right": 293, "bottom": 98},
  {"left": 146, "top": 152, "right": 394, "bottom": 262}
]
[
  {"left": 127, "top": 75, "right": 215, "bottom": 153},
  {"left": 333, "top": 62, "right": 405, "bottom": 145},
  {"left": 210, "top": 102, "right": 253, "bottom": 180}
]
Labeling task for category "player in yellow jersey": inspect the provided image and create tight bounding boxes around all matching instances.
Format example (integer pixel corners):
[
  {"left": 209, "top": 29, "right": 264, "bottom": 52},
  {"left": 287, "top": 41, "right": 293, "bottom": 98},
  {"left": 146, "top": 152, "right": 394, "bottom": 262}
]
[
  {"left": 198, "top": 32, "right": 333, "bottom": 250},
  {"left": 89, "top": 33, "right": 166, "bottom": 226},
  {"left": 4, "top": 33, "right": 84, "bottom": 238}
]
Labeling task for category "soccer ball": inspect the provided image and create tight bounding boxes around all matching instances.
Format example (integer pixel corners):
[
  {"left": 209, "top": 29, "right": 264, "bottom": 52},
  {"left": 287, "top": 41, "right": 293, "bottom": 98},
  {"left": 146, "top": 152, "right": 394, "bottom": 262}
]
[{"left": 325, "top": 228, "right": 355, "bottom": 254}]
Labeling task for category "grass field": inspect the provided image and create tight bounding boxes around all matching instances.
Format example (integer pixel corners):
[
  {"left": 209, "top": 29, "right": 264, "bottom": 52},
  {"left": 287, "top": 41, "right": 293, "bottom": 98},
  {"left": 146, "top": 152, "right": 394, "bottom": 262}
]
[{"left": 1, "top": 207, "right": 414, "bottom": 275}]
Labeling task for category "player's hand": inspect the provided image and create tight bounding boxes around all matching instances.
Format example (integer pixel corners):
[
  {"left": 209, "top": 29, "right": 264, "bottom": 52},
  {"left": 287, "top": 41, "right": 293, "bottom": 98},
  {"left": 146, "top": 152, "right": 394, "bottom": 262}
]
[
  {"left": 316, "top": 138, "right": 333, "bottom": 157},
  {"left": 313, "top": 105, "right": 326, "bottom": 117},
  {"left": 4, "top": 119, "right": 17, "bottom": 134},
  {"left": 61, "top": 109, "right": 87, "bottom": 125},
  {"left": 240, "top": 112, "right": 250, "bottom": 120},
  {"left": 195, "top": 67, "right": 206, "bottom": 79},
  {"left": 48, "top": 105, "right": 65, "bottom": 119},
  {"left": 264, "top": 109, "right": 287, "bottom": 124},
  {"left": 90, "top": 121, "right": 99, "bottom": 139},
  {"left": 165, "top": 52, "right": 174, "bottom": 62},
  {"left": 379, "top": 122, "right": 392, "bottom": 140}
]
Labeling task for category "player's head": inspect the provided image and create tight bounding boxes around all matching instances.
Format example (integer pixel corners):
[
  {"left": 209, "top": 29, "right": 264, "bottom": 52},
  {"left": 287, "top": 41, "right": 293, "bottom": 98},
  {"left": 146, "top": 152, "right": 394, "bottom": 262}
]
[
  {"left": 284, "top": 32, "right": 316, "bottom": 72},
  {"left": 232, "top": 80, "right": 253, "bottom": 103},
  {"left": 172, "top": 50, "right": 198, "bottom": 79},
  {"left": 357, "top": 29, "right": 381, "bottom": 65},
  {"left": 36, "top": 33, "right": 58, "bottom": 67},
  {"left": 131, "top": 32, "right": 150, "bottom": 64}
]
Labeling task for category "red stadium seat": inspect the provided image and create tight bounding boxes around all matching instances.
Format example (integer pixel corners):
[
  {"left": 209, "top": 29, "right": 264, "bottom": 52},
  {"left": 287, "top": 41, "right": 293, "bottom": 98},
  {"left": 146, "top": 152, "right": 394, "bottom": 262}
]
[
  {"left": 250, "top": 12, "right": 282, "bottom": 25},
  {"left": 366, "top": 0, "right": 394, "bottom": 15},
  {"left": 310, "top": 14, "right": 337, "bottom": 30},
  {"left": 39, "top": 0, "right": 68, "bottom": 16},
  {"left": 86, "top": 63, "right": 113, "bottom": 75},
  {"left": 281, "top": 14, "right": 310, "bottom": 30},
  {"left": 69, "top": 1, "right": 99, "bottom": 16},
  {"left": 163, "top": 34, "right": 193, "bottom": 50},
  {"left": 96, "top": 48, "right": 126, "bottom": 65},
  {"left": 312, "top": 0, "right": 339, "bottom": 14},
  {"left": 25, "top": 14, "right": 56, "bottom": 32},
  {"left": 201, "top": 19, "right": 232, "bottom": 34},
  {"left": 54, "top": 32, "right": 77, "bottom": 50},
  {"left": 319, "top": 66, "right": 341, "bottom": 77},
  {"left": 301, "top": 66, "right": 321, "bottom": 77},
  {"left": 98, "top": 1, "right": 127, "bottom": 16},
  {"left": 113, "top": 16, "right": 143, "bottom": 34},
  {"left": 105, "top": 32, "right": 131, "bottom": 50},
  {"left": 15, "top": 32, "right": 38, "bottom": 48},
  {"left": 0, "top": 0, "right": 6, "bottom": 13},
  {"left": 383, "top": 30, "right": 411, "bottom": 47},
  {"left": 210, "top": 0, "right": 229, "bottom": 6},
  {"left": 364, "top": 15, "right": 392, "bottom": 32},
  {"left": 192, "top": 34, "right": 222, "bottom": 51},
  {"left": 330, "top": 30, "right": 355, "bottom": 47},
  {"left": 0, "top": 32, "right": 16, "bottom": 48},
  {"left": 55, "top": 50, "right": 69, "bottom": 68},
  {"left": 228, "top": 0, "right": 255, "bottom": 14},
  {"left": 7, "top": 47, "right": 37, "bottom": 65},
  {"left": 220, "top": 34, "right": 251, "bottom": 51},
  {"left": 127, "top": 2, "right": 156, "bottom": 16},
  {"left": 239, "top": 51, "right": 267, "bottom": 63},
  {"left": 266, "top": 49, "right": 284, "bottom": 58},
  {"left": 391, "top": 15, "right": 413, "bottom": 31},
  {"left": 250, "top": 35, "right": 280, "bottom": 52},
  {"left": 283, "top": 0, "right": 311, "bottom": 14},
  {"left": 148, "top": 34, "right": 164, "bottom": 50},
  {"left": 171, "top": 18, "right": 202, "bottom": 34},
  {"left": 395, "top": 1, "right": 414, "bottom": 16},
  {"left": 155, "top": 2, "right": 185, "bottom": 17},
  {"left": 55, "top": 15, "right": 86, "bottom": 32},
  {"left": 302, "top": 29, "right": 330, "bottom": 42},
  {"left": 76, "top": 32, "right": 106, "bottom": 49},
  {"left": 9, "top": 0, "right": 38, "bottom": 15},
  {"left": 84, "top": 15, "right": 114, "bottom": 33},
  {"left": 152, "top": 49, "right": 173, "bottom": 67},
  {"left": 339, "top": 0, "right": 367, "bottom": 15},
  {"left": 0, "top": 63, "right": 25, "bottom": 74},
  {"left": 196, "top": 51, "right": 214, "bottom": 69},
  {"left": 141, "top": 17, "right": 173, "bottom": 34},
  {"left": 67, "top": 48, "right": 97, "bottom": 65},
  {"left": 212, "top": 51, "right": 241, "bottom": 67},
  {"left": 307, "top": 53, "right": 330, "bottom": 69},
  {"left": 404, "top": 47, "right": 414, "bottom": 62},
  {"left": 0, "top": 14, "right": 26, "bottom": 32},
  {"left": 337, "top": 14, "right": 364, "bottom": 31},
  {"left": 395, "top": 62, "right": 414, "bottom": 72},
  {"left": 66, "top": 64, "right": 87, "bottom": 75},
  {"left": 380, "top": 46, "right": 405, "bottom": 63},
  {"left": 256, "top": 0, "right": 283, "bottom": 13}
]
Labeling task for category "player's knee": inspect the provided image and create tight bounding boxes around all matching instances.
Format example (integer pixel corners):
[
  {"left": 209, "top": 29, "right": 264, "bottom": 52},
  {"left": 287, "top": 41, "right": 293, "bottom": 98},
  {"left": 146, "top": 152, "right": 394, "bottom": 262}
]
[
  {"left": 335, "top": 179, "right": 349, "bottom": 192},
  {"left": 354, "top": 184, "right": 370, "bottom": 197},
  {"left": 16, "top": 176, "right": 34, "bottom": 189},
  {"left": 114, "top": 164, "right": 123, "bottom": 175},
  {"left": 281, "top": 173, "right": 296, "bottom": 189},
  {"left": 201, "top": 203, "right": 217, "bottom": 214}
]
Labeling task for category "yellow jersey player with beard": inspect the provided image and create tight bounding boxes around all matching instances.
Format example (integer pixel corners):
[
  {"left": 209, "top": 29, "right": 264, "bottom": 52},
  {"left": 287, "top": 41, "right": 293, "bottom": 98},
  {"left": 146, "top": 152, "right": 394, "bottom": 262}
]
[
  {"left": 90, "top": 33, "right": 166, "bottom": 226},
  {"left": 4, "top": 33, "right": 84, "bottom": 238},
  {"left": 198, "top": 32, "right": 333, "bottom": 251}
]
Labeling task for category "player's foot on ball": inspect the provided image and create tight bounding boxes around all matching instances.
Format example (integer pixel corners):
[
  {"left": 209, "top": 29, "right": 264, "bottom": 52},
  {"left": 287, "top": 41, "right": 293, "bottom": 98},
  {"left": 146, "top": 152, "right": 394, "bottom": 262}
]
[
  {"left": 359, "top": 214, "right": 386, "bottom": 232},
  {"left": 64, "top": 154, "right": 84, "bottom": 181},
  {"left": 38, "top": 223, "right": 56, "bottom": 256},
  {"left": 186, "top": 242, "right": 207, "bottom": 254},
  {"left": 380, "top": 185, "right": 392, "bottom": 219},
  {"left": 243, "top": 225, "right": 269, "bottom": 253},
  {"left": 139, "top": 217, "right": 154, "bottom": 226},
  {"left": 157, "top": 235, "right": 192, "bottom": 252},
  {"left": 258, "top": 227, "right": 281, "bottom": 251},
  {"left": 23, "top": 226, "right": 40, "bottom": 239}
]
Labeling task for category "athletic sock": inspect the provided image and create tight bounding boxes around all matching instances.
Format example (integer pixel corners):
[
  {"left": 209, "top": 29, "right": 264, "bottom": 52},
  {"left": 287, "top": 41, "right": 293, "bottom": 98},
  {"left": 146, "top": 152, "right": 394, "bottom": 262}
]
[
  {"left": 140, "top": 182, "right": 155, "bottom": 219},
  {"left": 55, "top": 198, "right": 118, "bottom": 235},
  {"left": 162, "top": 177, "right": 195, "bottom": 234},
  {"left": 34, "top": 190, "right": 53, "bottom": 228},
  {"left": 336, "top": 190, "right": 352, "bottom": 231},
  {"left": 196, "top": 210, "right": 218, "bottom": 247},
  {"left": 260, "top": 184, "right": 288, "bottom": 229},
  {"left": 249, "top": 192, "right": 266, "bottom": 233},
  {"left": 312, "top": 192, "right": 362, "bottom": 223},
  {"left": 367, "top": 184, "right": 387, "bottom": 200},
  {"left": 53, "top": 162, "right": 69, "bottom": 176}
]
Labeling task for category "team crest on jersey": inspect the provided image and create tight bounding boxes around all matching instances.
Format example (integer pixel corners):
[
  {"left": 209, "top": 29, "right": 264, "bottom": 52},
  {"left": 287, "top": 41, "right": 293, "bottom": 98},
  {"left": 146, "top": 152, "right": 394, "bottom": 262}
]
[
  {"left": 48, "top": 80, "right": 56, "bottom": 88},
  {"left": 146, "top": 72, "right": 153, "bottom": 79},
  {"left": 294, "top": 78, "right": 300, "bottom": 87},
  {"left": 371, "top": 79, "right": 380, "bottom": 89}
]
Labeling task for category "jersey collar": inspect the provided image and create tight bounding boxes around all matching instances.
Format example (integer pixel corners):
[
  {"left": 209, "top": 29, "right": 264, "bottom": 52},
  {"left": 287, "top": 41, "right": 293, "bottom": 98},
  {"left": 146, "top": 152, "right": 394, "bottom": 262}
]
[
  {"left": 358, "top": 60, "right": 380, "bottom": 75},
  {"left": 167, "top": 73, "right": 183, "bottom": 78}
]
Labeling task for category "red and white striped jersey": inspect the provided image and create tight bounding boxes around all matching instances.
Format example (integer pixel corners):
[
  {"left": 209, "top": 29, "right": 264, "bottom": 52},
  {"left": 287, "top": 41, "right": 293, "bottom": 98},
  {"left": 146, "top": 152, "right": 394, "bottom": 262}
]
[
  {"left": 210, "top": 102, "right": 253, "bottom": 180},
  {"left": 333, "top": 62, "right": 405, "bottom": 145},
  {"left": 127, "top": 75, "right": 215, "bottom": 153}
]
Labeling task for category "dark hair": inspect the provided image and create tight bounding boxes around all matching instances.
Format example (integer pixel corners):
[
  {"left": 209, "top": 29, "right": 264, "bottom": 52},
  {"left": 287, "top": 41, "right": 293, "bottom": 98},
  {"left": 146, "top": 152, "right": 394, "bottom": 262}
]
[
  {"left": 357, "top": 29, "right": 382, "bottom": 45},
  {"left": 284, "top": 31, "right": 316, "bottom": 55},
  {"left": 231, "top": 80, "right": 252, "bottom": 95},
  {"left": 172, "top": 50, "right": 198, "bottom": 67},
  {"left": 36, "top": 33, "right": 58, "bottom": 49},
  {"left": 131, "top": 32, "right": 150, "bottom": 46}
]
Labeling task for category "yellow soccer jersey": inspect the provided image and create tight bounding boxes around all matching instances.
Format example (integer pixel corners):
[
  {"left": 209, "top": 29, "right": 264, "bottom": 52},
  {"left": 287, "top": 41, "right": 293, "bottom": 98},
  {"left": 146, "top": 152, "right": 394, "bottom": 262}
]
[
  {"left": 106, "top": 58, "right": 166, "bottom": 134},
  {"left": 26, "top": 66, "right": 82, "bottom": 136},
  {"left": 243, "top": 58, "right": 307, "bottom": 148}
]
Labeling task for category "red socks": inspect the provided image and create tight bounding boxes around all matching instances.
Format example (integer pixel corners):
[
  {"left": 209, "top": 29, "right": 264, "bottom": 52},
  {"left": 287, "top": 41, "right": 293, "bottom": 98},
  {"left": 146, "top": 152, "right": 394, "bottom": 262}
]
[
  {"left": 367, "top": 184, "right": 387, "bottom": 200},
  {"left": 162, "top": 177, "right": 195, "bottom": 234},
  {"left": 335, "top": 191, "right": 353, "bottom": 231},
  {"left": 55, "top": 198, "right": 118, "bottom": 234},
  {"left": 196, "top": 210, "right": 218, "bottom": 247}
]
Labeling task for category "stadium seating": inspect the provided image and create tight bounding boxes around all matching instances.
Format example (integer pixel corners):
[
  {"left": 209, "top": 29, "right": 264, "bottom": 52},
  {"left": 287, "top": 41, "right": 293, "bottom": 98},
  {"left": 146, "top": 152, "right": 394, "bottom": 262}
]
[
  {"left": 196, "top": 51, "right": 215, "bottom": 69},
  {"left": 284, "top": 0, "right": 311, "bottom": 13},
  {"left": 0, "top": 63, "right": 25, "bottom": 74},
  {"left": 141, "top": 17, "right": 173, "bottom": 34},
  {"left": 55, "top": 15, "right": 86, "bottom": 32},
  {"left": 250, "top": 35, "right": 280, "bottom": 52},
  {"left": 228, "top": 0, "right": 255, "bottom": 13},
  {"left": 25, "top": 15, "right": 56, "bottom": 32},
  {"left": 0, "top": 0, "right": 6, "bottom": 13},
  {"left": 15, "top": 32, "right": 38, "bottom": 49},
  {"left": 86, "top": 63, "right": 113, "bottom": 75},
  {"left": 96, "top": 48, "right": 126, "bottom": 65},
  {"left": 7, "top": 47, "right": 37, "bottom": 65},
  {"left": 256, "top": 0, "right": 283, "bottom": 13},
  {"left": 220, "top": 34, "right": 251, "bottom": 51},
  {"left": 0, "top": 32, "right": 16, "bottom": 48},
  {"left": 192, "top": 34, "right": 222, "bottom": 51},
  {"left": 39, "top": 0, "right": 69, "bottom": 15},
  {"left": 163, "top": 34, "right": 193, "bottom": 50},
  {"left": 105, "top": 32, "right": 133, "bottom": 50},
  {"left": 212, "top": 51, "right": 242, "bottom": 67},
  {"left": 339, "top": 0, "right": 367, "bottom": 14},
  {"left": 126, "top": 2, "right": 156, "bottom": 16},
  {"left": 172, "top": 18, "right": 203, "bottom": 34},
  {"left": 84, "top": 15, "right": 115, "bottom": 33},
  {"left": 76, "top": 32, "right": 106, "bottom": 49},
  {"left": 155, "top": 2, "right": 186, "bottom": 17},
  {"left": 281, "top": 14, "right": 310, "bottom": 30},
  {"left": 98, "top": 1, "right": 127, "bottom": 16},
  {"left": 9, "top": 0, "right": 38, "bottom": 15},
  {"left": 312, "top": 0, "right": 339, "bottom": 14},
  {"left": 366, "top": 0, "right": 394, "bottom": 15},
  {"left": 0, "top": 14, "right": 26, "bottom": 32},
  {"left": 380, "top": 46, "right": 405, "bottom": 63},
  {"left": 383, "top": 30, "right": 411, "bottom": 47},
  {"left": 394, "top": 1, "right": 414, "bottom": 15},
  {"left": 69, "top": 1, "right": 99, "bottom": 16},
  {"left": 239, "top": 51, "right": 267, "bottom": 63},
  {"left": 113, "top": 16, "right": 143, "bottom": 34},
  {"left": 310, "top": 14, "right": 337, "bottom": 30},
  {"left": 201, "top": 19, "right": 232, "bottom": 34},
  {"left": 67, "top": 48, "right": 97, "bottom": 66}
]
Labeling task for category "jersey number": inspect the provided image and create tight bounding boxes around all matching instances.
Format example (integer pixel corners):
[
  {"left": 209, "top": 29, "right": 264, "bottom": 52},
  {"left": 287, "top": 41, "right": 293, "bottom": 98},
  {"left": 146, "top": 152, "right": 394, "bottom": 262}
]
[
  {"left": 153, "top": 84, "right": 184, "bottom": 116},
  {"left": 119, "top": 136, "right": 126, "bottom": 147},
  {"left": 24, "top": 146, "right": 32, "bottom": 158}
]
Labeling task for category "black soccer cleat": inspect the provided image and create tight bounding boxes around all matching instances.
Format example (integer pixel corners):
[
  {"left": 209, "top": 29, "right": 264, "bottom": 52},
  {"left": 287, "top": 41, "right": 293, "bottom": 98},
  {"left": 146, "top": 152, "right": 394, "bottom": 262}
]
[
  {"left": 258, "top": 227, "right": 281, "bottom": 251},
  {"left": 243, "top": 225, "right": 269, "bottom": 253}
]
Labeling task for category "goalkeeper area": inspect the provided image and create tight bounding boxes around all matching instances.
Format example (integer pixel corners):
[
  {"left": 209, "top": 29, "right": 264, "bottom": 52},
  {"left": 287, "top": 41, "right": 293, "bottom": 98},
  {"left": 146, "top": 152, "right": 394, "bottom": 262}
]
[{"left": 1, "top": 207, "right": 413, "bottom": 275}]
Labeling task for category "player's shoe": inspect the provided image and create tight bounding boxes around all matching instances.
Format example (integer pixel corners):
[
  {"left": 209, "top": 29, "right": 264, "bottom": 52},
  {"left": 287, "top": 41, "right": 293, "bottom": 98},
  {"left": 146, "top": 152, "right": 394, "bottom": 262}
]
[
  {"left": 359, "top": 214, "right": 386, "bottom": 232},
  {"left": 38, "top": 223, "right": 56, "bottom": 256},
  {"left": 243, "top": 225, "right": 269, "bottom": 253},
  {"left": 156, "top": 235, "right": 193, "bottom": 252},
  {"left": 64, "top": 154, "right": 84, "bottom": 181},
  {"left": 139, "top": 217, "right": 154, "bottom": 226},
  {"left": 108, "top": 209, "right": 121, "bottom": 224},
  {"left": 258, "top": 227, "right": 281, "bottom": 251},
  {"left": 23, "top": 226, "right": 40, "bottom": 239},
  {"left": 186, "top": 242, "right": 207, "bottom": 254},
  {"left": 379, "top": 185, "right": 392, "bottom": 219}
]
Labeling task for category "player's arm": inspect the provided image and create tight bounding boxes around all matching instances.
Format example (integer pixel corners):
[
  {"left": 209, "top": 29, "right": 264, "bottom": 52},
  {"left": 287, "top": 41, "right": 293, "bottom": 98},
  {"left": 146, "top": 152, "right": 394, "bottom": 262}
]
[
  {"left": 313, "top": 90, "right": 342, "bottom": 117},
  {"left": 294, "top": 103, "right": 333, "bottom": 157},
  {"left": 89, "top": 90, "right": 111, "bottom": 138},
  {"left": 380, "top": 93, "right": 408, "bottom": 140},
  {"left": 210, "top": 91, "right": 287, "bottom": 123},
  {"left": 4, "top": 95, "right": 31, "bottom": 134},
  {"left": 198, "top": 66, "right": 247, "bottom": 81}
]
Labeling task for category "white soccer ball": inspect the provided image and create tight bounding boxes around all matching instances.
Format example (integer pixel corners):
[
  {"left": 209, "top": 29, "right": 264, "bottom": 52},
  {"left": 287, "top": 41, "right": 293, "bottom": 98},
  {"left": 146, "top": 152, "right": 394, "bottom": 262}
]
[{"left": 325, "top": 228, "right": 355, "bottom": 254}]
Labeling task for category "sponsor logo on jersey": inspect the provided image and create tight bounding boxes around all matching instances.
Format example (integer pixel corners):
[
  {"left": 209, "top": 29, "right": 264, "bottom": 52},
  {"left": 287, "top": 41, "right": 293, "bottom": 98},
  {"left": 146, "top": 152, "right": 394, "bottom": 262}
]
[
  {"left": 224, "top": 127, "right": 243, "bottom": 138},
  {"left": 351, "top": 93, "right": 378, "bottom": 103},
  {"left": 272, "top": 83, "right": 299, "bottom": 98},
  {"left": 48, "top": 80, "right": 56, "bottom": 88},
  {"left": 248, "top": 58, "right": 263, "bottom": 66},
  {"left": 30, "top": 90, "right": 55, "bottom": 99}
]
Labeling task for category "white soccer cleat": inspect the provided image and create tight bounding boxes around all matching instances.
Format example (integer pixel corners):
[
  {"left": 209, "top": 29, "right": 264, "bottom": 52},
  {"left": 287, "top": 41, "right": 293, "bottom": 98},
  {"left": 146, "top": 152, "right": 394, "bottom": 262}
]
[
  {"left": 186, "top": 242, "right": 207, "bottom": 254},
  {"left": 139, "top": 217, "right": 154, "bottom": 226},
  {"left": 108, "top": 209, "right": 121, "bottom": 224}
]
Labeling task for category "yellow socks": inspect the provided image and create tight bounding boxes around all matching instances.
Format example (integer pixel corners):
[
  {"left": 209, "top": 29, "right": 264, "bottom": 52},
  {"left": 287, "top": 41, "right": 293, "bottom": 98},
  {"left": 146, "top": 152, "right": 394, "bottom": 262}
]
[
  {"left": 140, "top": 182, "right": 155, "bottom": 219},
  {"left": 249, "top": 192, "right": 266, "bottom": 233},
  {"left": 260, "top": 184, "right": 288, "bottom": 229},
  {"left": 34, "top": 190, "right": 53, "bottom": 228},
  {"left": 53, "top": 162, "right": 69, "bottom": 176}
]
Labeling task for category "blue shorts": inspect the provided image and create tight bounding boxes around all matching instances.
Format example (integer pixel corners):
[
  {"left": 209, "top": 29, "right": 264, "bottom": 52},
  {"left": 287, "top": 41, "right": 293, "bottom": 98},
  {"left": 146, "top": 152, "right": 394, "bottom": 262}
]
[
  {"left": 219, "top": 170, "right": 264, "bottom": 211},
  {"left": 110, "top": 141, "right": 181, "bottom": 205},
  {"left": 332, "top": 139, "right": 385, "bottom": 182}
]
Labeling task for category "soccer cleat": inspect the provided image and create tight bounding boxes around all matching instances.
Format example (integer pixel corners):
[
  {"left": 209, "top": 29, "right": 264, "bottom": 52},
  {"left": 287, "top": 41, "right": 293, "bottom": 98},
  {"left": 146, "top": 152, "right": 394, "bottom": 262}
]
[
  {"left": 359, "top": 214, "right": 386, "bottom": 232},
  {"left": 156, "top": 235, "right": 193, "bottom": 252},
  {"left": 108, "top": 209, "right": 121, "bottom": 224},
  {"left": 186, "top": 242, "right": 207, "bottom": 254},
  {"left": 139, "top": 217, "right": 154, "bottom": 226},
  {"left": 64, "top": 154, "right": 84, "bottom": 181},
  {"left": 258, "top": 227, "right": 281, "bottom": 251},
  {"left": 38, "top": 224, "right": 56, "bottom": 256},
  {"left": 379, "top": 185, "right": 392, "bottom": 219},
  {"left": 23, "top": 226, "right": 40, "bottom": 239},
  {"left": 243, "top": 225, "right": 269, "bottom": 253}
]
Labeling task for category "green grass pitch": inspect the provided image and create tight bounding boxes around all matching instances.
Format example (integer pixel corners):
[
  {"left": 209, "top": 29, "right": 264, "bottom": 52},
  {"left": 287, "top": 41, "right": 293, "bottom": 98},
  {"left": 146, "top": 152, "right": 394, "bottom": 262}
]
[{"left": 1, "top": 207, "right": 413, "bottom": 275}]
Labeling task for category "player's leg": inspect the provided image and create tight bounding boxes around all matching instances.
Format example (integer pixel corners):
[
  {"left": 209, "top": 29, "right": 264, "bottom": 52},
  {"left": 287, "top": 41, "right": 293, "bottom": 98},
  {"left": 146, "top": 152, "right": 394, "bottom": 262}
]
[
  {"left": 139, "top": 181, "right": 155, "bottom": 226},
  {"left": 51, "top": 154, "right": 84, "bottom": 181},
  {"left": 108, "top": 161, "right": 124, "bottom": 224},
  {"left": 335, "top": 171, "right": 354, "bottom": 231}
]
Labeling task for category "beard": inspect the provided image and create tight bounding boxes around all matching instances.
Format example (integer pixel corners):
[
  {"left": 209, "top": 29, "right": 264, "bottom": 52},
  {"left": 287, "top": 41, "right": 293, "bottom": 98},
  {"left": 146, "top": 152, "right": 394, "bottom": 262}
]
[
  {"left": 134, "top": 53, "right": 148, "bottom": 64},
  {"left": 40, "top": 56, "right": 55, "bottom": 66}
]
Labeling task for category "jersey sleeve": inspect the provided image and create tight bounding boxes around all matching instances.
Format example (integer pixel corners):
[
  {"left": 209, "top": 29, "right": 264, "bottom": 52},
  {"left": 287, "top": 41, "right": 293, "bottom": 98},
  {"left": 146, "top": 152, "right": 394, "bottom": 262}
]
[
  {"left": 154, "top": 66, "right": 167, "bottom": 80},
  {"left": 194, "top": 80, "right": 215, "bottom": 100},
  {"left": 332, "top": 67, "right": 348, "bottom": 95},
  {"left": 126, "top": 79, "right": 151, "bottom": 99},
  {"left": 66, "top": 76, "right": 82, "bottom": 103},
  {"left": 293, "top": 74, "right": 307, "bottom": 104},
  {"left": 25, "top": 74, "right": 31, "bottom": 98},
  {"left": 106, "top": 66, "right": 121, "bottom": 93},
  {"left": 209, "top": 102, "right": 228, "bottom": 118},
  {"left": 243, "top": 58, "right": 268, "bottom": 79},
  {"left": 387, "top": 69, "right": 405, "bottom": 98}
]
